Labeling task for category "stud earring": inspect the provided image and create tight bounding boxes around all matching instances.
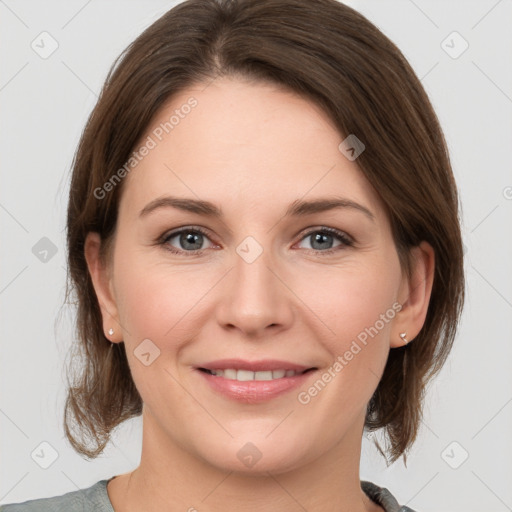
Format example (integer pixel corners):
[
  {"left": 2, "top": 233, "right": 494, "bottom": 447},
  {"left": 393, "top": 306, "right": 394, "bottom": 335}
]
[
  {"left": 108, "top": 328, "right": 114, "bottom": 336},
  {"left": 399, "top": 332, "right": 408, "bottom": 344}
]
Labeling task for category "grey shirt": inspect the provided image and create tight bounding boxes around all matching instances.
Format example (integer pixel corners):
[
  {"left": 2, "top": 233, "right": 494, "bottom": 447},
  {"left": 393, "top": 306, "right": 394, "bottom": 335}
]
[{"left": 1, "top": 478, "right": 417, "bottom": 511}]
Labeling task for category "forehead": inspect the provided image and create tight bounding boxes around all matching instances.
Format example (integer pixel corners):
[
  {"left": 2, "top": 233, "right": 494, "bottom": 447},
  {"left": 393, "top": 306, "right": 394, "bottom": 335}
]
[{"left": 119, "top": 77, "right": 385, "bottom": 221}]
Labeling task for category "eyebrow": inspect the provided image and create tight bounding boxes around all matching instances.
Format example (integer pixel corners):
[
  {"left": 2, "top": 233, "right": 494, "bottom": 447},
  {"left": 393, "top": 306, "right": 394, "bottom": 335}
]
[{"left": 139, "top": 195, "right": 375, "bottom": 222}]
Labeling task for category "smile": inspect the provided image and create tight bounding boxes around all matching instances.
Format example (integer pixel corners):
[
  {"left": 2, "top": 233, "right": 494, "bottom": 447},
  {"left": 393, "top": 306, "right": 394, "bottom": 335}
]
[{"left": 199, "top": 368, "right": 315, "bottom": 381}]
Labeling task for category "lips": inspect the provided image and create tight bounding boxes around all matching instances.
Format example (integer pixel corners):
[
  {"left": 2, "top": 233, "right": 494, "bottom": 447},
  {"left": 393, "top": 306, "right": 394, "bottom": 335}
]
[{"left": 194, "top": 358, "right": 318, "bottom": 403}]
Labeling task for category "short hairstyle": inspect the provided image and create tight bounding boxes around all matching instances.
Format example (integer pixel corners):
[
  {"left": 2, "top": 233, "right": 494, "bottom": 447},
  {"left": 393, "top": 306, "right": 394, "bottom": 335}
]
[{"left": 64, "top": 0, "right": 465, "bottom": 464}]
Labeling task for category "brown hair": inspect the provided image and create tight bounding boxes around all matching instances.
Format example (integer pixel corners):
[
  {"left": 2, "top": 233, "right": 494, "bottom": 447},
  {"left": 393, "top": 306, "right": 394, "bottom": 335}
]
[{"left": 64, "top": 0, "right": 465, "bottom": 464}]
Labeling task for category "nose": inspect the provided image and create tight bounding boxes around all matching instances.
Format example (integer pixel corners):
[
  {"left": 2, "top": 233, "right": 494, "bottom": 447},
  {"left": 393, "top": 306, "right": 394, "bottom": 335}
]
[{"left": 215, "top": 243, "right": 294, "bottom": 338}]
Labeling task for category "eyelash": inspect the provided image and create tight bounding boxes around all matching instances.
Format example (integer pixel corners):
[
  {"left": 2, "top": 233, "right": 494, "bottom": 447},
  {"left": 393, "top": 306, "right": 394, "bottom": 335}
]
[{"left": 158, "top": 225, "right": 354, "bottom": 256}]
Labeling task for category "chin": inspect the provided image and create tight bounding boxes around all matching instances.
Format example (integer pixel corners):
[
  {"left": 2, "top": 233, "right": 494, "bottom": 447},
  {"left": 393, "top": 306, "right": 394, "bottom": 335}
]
[{"left": 199, "top": 436, "right": 310, "bottom": 476}]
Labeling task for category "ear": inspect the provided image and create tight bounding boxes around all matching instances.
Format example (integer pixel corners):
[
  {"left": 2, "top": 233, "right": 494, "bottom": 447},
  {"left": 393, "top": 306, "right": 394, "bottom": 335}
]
[
  {"left": 84, "top": 232, "right": 122, "bottom": 343},
  {"left": 391, "top": 241, "right": 435, "bottom": 348}
]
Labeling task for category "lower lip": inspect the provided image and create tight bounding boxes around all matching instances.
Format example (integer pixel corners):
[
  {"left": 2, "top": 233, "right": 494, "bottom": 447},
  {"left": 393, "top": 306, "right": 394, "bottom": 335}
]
[{"left": 196, "top": 369, "right": 316, "bottom": 403}]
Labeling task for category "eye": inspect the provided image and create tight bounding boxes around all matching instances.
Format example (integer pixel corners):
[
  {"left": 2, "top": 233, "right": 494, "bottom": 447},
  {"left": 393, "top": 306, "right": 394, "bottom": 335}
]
[
  {"left": 158, "top": 225, "right": 353, "bottom": 256},
  {"left": 296, "top": 227, "right": 353, "bottom": 254},
  {"left": 160, "top": 227, "right": 215, "bottom": 254}
]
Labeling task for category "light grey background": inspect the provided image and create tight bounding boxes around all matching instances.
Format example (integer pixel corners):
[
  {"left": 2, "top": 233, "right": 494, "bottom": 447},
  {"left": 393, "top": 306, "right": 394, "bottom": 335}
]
[{"left": 1, "top": 1, "right": 511, "bottom": 511}]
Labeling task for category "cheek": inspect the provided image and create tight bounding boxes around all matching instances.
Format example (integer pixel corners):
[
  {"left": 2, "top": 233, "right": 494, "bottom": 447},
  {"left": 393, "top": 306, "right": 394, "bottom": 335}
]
[
  {"left": 111, "top": 260, "right": 204, "bottom": 404},
  {"left": 112, "top": 233, "right": 179, "bottom": 335},
  {"left": 299, "top": 253, "right": 402, "bottom": 388},
  {"left": 115, "top": 267, "right": 201, "bottom": 341},
  {"left": 292, "top": 261, "right": 400, "bottom": 425},
  {"left": 305, "top": 257, "right": 400, "bottom": 339},
  {"left": 114, "top": 238, "right": 401, "bottom": 349}
]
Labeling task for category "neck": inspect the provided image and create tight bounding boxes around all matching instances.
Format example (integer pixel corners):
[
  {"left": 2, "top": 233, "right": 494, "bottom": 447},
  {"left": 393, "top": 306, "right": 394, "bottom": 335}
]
[{"left": 108, "top": 407, "right": 382, "bottom": 512}]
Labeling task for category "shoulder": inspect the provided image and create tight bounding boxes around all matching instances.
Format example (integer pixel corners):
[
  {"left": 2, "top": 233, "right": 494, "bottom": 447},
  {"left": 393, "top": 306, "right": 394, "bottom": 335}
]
[
  {"left": 0, "top": 479, "right": 114, "bottom": 512},
  {"left": 361, "top": 480, "right": 418, "bottom": 512}
]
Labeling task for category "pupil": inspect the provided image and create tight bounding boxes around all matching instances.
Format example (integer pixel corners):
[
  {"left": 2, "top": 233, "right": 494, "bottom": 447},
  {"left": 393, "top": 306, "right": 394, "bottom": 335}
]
[
  {"left": 181, "top": 232, "right": 202, "bottom": 250},
  {"left": 312, "top": 233, "right": 332, "bottom": 250}
]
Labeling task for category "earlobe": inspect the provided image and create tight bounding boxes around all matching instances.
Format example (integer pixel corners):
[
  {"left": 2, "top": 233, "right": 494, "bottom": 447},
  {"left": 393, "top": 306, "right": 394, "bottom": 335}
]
[
  {"left": 84, "top": 232, "right": 122, "bottom": 343},
  {"left": 391, "top": 241, "right": 435, "bottom": 348}
]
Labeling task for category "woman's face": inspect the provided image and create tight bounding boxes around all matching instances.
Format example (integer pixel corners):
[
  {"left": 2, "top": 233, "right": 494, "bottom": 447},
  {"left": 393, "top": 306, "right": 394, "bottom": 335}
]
[{"left": 88, "top": 77, "right": 415, "bottom": 474}]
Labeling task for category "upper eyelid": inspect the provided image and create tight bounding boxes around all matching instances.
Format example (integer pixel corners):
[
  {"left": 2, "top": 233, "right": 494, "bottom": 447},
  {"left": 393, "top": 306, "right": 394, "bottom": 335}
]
[{"left": 161, "top": 226, "right": 216, "bottom": 245}]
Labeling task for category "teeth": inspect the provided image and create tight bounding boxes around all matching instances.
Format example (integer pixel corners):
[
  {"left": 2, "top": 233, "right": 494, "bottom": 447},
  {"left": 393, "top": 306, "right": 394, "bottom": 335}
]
[{"left": 208, "top": 369, "right": 300, "bottom": 380}]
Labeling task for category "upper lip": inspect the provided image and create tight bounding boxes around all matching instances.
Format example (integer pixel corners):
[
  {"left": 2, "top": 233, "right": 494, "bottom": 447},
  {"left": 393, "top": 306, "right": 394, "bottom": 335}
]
[{"left": 197, "top": 359, "right": 316, "bottom": 372}]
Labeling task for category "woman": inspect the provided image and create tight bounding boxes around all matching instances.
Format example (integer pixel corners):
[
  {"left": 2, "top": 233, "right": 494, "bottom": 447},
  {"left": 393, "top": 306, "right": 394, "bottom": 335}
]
[{"left": 1, "top": 0, "right": 464, "bottom": 510}]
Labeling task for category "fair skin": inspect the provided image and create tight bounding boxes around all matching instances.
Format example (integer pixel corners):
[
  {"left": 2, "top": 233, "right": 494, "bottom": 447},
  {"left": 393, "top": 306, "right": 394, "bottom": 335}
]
[{"left": 85, "top": 77, "right": 434, "bottom": 512}]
